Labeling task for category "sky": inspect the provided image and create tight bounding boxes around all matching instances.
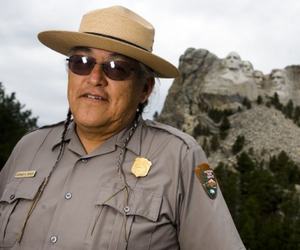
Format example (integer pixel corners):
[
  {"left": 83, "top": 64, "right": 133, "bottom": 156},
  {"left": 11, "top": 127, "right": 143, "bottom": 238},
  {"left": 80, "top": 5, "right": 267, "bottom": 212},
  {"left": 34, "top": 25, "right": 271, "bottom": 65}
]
[{"left": 0, "top": 0, "right": 299, "bottom": 126}]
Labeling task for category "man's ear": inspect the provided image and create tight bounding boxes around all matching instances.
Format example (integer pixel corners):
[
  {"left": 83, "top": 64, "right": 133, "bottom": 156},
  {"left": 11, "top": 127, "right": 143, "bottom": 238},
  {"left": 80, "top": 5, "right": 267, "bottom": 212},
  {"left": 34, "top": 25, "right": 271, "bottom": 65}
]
[{"left": 140, "top": 77, "right": 155, "bottom": 103}]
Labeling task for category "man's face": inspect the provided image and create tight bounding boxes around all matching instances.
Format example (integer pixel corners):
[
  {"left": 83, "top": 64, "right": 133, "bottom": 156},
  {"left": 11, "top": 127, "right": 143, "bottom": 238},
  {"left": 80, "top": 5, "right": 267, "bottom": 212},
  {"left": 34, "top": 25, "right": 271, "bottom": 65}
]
[
  {"left": 242, "top": 61, "right": 253, "bottom": 76},
  {"left": 254, "top": 71, "right": 264, "bottom": 87},
  {"left": 67, "top": 48, "right": 152, "bottom": 135},
  {"left": 272, "top": 71, "right": 285, "bottom": 89},
  {"left": 225, "top": 52, "right": 241, "bottom": 70}
]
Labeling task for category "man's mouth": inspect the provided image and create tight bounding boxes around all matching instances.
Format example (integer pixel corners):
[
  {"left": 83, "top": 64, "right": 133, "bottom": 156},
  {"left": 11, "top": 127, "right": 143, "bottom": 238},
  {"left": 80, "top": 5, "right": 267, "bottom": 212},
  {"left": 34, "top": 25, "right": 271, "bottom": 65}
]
[{"left": 84, "top": 94, "right": 104, "bottom": 100}]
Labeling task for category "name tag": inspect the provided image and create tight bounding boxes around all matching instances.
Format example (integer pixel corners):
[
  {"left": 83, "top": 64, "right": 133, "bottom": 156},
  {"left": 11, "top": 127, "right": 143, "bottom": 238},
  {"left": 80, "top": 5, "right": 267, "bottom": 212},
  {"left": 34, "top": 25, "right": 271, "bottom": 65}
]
[{"left": 15, "top": 171, "right": 37, "bottom": 178}]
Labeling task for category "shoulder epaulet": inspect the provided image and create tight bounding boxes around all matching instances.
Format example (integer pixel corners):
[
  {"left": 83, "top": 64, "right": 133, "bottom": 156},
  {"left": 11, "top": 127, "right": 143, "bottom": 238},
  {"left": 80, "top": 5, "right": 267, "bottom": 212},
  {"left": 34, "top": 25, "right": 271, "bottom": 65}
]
[
  {"left": 25, "top": 120, "right": 66, "bottom": 135},
  {"left": 144, "top": 120, "right": 199, "bottom": 149}
]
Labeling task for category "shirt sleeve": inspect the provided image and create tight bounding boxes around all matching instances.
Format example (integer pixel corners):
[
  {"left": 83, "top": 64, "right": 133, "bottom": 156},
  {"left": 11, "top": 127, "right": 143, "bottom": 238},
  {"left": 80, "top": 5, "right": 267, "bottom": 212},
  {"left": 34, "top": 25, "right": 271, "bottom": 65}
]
[
  {"left": 177, "top": 145, "right": 246, "bottom": 250},
  {"left": 0, "top": 156, "right": 12, "bottom": 197}
]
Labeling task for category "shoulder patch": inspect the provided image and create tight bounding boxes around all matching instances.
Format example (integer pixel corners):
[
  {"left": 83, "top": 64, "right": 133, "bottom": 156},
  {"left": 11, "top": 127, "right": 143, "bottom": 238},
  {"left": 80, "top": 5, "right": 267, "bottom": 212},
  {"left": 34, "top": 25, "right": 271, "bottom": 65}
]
[{"left": 195, "top": 163, "right": 217, "bottom": 199}]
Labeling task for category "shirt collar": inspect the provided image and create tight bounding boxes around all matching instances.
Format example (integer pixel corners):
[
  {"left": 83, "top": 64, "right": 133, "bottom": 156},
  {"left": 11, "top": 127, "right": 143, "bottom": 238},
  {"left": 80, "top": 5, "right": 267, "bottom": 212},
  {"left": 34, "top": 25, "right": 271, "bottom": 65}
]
[
  {"left": 51, "top": 118, "right": 143, "bottom": 156},
  {"left": 115, "top": 117, "right": 143, "bottom": 155}
]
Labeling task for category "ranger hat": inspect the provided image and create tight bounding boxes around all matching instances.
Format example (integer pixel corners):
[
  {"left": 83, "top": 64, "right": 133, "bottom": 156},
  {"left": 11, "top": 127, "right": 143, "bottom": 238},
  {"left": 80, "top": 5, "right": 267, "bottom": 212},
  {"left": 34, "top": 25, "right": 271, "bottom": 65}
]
[{"left": 38, "top": 5, "right": 179, "bottom": 78}]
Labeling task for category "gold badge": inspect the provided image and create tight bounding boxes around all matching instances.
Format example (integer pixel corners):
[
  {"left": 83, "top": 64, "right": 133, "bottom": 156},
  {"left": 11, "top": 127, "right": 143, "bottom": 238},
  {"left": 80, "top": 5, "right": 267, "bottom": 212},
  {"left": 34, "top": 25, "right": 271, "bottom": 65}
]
[
  {"left": 131, "top": 157, "right": 152, "bottom": 177},
  {"left": 15, "top": 171, "right": 37, "bottom": 178},
  {"left": 195, "top": 163, "right": 217, "bottom": 199}
]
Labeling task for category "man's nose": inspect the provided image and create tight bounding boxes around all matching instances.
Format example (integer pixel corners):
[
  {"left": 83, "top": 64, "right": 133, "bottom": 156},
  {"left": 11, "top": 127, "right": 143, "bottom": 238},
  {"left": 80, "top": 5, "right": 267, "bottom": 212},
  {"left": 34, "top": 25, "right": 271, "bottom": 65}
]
[{"left": 87, "top": 64, "right": 107, "bottom": 86}]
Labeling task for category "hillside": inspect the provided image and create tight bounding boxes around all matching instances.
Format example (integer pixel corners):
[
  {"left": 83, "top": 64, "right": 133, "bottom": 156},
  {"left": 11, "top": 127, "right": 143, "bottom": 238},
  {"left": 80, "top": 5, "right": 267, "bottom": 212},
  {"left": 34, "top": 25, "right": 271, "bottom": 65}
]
[{"left": 157, "top": 48, "right": 300, "bottom": 168}]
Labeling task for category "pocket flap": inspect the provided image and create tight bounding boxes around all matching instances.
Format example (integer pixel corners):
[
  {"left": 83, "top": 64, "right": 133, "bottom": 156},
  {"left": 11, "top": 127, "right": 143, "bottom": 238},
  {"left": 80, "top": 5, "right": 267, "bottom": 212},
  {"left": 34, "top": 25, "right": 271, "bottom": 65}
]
[
  {"left": 96, "top": 183, "right": 162, "bottom": 222},
  {"left": 0, "top": 177, "right": 45, "bottom": 204}
]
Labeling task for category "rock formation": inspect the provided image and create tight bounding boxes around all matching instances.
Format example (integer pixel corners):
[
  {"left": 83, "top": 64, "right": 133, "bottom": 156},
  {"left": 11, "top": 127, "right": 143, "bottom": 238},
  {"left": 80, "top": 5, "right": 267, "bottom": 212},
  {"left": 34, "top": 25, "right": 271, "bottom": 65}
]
[{"left": 157, "top": 48, "right": 300, "bottom": 167}]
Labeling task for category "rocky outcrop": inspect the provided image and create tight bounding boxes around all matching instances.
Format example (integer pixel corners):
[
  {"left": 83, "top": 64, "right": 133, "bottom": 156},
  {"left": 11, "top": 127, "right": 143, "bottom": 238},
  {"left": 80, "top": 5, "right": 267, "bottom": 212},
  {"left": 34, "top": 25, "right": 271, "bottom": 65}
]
[{"left": 157, "top": 48, "right": 300, "bottom": 167}]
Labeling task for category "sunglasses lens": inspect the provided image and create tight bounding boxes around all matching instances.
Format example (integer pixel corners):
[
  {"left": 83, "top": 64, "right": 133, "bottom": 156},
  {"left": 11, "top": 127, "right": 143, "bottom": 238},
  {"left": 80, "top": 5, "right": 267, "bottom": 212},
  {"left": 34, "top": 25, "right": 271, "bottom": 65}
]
[
  {"left": 68, "top": 55, "right": 94, "bottom": 75},
  {"left": 103, "top": 61, "right": 132, "bottom": 81},
  {"left": 67, "top": 55, "right": 133, "bottom": 81}
]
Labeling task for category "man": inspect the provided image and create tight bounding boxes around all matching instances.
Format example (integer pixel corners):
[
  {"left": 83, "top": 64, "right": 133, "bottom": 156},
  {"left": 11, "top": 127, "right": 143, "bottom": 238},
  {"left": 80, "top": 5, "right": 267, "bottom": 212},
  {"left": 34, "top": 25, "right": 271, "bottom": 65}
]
[
  {"left": 241, "top": 61, "right": 254, "bottom": 77},
  {"left": 0, "top": 6, "right": 245, "bottom": 250},
  {"left": 223, "top": 51, "right": 242, "bottom": 70},
  {"left": 269, "top": 69, "right": 289, "bottom": 104},
  {"left": 253, "top": 70, "right": 265, "bottom": 88}
]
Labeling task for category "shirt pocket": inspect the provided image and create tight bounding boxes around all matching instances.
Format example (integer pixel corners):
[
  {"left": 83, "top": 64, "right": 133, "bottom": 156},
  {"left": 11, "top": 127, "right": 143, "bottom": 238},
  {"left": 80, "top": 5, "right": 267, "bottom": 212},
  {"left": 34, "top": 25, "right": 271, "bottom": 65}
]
[
  {"left": 85, "top": 183, "right": 162, "bottom": 250},
  {"left": 0, "top": 177, "right": 45, "bottom": 248}
]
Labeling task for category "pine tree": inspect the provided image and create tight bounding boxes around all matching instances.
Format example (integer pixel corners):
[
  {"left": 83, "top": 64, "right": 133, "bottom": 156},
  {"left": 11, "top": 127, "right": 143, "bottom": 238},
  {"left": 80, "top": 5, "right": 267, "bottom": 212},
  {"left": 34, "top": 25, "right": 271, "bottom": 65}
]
[
  {"left": 210, "top": 134, "right": 219, "bottom": 152},
  {"left": 0, "top": 82, "right": 38, "bottom": 170},
  {"left": 219, "top": 116, "right": 230, "bottom": 139},
  {"left": 232, "top": 135, "right": 245, "bottom": 155}
]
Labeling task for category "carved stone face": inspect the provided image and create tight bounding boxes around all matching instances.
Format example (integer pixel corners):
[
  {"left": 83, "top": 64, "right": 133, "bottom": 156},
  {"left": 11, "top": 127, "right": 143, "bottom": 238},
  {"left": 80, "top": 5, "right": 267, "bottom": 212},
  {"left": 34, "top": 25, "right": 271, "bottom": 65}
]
[
  {"left": 224, "top": 52, "right": 242, "bottom": 70},
  {"left": 253, "top": 71, "right": 264, "bottom": 87},
  {"left": 272, "top": 71, "right": 285, "bottom": 89},
  {"left": 242, "top": 61, "right": 253, "bottom": 77}
]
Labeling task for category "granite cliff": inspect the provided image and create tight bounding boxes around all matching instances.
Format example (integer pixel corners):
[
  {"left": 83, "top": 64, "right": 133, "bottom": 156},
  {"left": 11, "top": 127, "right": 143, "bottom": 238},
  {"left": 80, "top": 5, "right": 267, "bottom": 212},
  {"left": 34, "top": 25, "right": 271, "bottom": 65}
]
[{"left": 157, "top": 48, "right": 300, "bottom": 168}]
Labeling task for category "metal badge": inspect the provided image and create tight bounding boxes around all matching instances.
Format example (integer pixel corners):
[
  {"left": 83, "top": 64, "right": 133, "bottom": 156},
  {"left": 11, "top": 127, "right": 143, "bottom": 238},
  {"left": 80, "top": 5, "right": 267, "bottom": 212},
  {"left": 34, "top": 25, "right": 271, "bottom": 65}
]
[
  {"left": 15, "top": 171, "right": 37, "bottom": 178},
  {"left": 131, "top": 157, "right": 152, "bottom": 177},
  {"left": 195, "top": 163, "right": 217, "bottom": 199}
]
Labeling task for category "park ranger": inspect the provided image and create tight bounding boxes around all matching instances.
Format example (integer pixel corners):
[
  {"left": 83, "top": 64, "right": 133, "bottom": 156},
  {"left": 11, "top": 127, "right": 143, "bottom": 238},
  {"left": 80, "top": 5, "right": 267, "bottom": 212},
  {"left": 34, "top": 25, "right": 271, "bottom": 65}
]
[{"left": 0, "top": 5, "right": 245, "bottom": 250}]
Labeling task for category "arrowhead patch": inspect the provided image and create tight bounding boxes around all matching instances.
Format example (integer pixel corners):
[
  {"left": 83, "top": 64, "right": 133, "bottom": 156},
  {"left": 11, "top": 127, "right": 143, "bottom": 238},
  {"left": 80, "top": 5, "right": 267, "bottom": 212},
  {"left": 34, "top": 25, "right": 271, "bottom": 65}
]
[{"left": 195, "top": 163, "right": 217, "bottom": 199}]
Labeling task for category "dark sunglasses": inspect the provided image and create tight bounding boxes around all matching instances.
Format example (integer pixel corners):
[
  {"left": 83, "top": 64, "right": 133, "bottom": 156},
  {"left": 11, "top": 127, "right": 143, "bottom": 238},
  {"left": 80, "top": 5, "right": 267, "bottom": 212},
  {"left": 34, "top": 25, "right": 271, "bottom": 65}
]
[{"left": 66, "top": 55, "right": 135, "bottom": 81}]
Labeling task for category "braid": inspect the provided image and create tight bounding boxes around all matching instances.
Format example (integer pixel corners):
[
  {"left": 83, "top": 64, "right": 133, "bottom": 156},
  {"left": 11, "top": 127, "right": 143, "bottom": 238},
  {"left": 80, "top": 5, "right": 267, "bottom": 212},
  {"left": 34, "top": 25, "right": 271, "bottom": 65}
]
[
  {"left": 55, "top": 108, "right": 72, "bottom": 168},
  {"left": 61, "top": 109, "right": 72, "bottom": 140},
  {"left": 16, "top": 108, "right": 73, "bottom": 243}
]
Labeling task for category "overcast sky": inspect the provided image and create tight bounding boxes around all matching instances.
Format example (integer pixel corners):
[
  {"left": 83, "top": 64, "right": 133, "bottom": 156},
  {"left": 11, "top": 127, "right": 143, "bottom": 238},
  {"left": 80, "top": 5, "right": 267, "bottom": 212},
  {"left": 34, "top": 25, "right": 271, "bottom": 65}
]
[{"left": 0, "top": 0, "right": 299, "bottom": 126}]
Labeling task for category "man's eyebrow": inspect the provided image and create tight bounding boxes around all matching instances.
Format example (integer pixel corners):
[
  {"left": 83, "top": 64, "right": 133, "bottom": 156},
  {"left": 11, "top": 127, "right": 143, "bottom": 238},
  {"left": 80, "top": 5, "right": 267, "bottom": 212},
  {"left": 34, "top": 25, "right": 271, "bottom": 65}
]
[
  {"left": 72, "top": 47, "right": 93, "bottom": 54},
  {"left": 108, "top": 53, "right": 132, "bottom": 61},
  {"left": 72, "top": 48, "right": 135, "bottom": 62}
]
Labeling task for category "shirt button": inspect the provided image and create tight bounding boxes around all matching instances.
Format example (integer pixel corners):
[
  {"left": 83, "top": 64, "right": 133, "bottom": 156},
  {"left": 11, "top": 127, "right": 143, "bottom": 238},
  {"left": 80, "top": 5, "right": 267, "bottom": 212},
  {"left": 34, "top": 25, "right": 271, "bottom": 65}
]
[
  {"left": 124, "top": 206, "right": 131, "bottom": 213},
  {"left": 81, "top": 158, "right": 88, "bottom": 163},
  {"left": 65, "top": 193, "right": 72, "bottom": 200},
  {"left": 10, "top": 194, "right": 15, "bottom": 200},
  {"left": 50, "top": 236, "right": 58, "bottom": 243}
]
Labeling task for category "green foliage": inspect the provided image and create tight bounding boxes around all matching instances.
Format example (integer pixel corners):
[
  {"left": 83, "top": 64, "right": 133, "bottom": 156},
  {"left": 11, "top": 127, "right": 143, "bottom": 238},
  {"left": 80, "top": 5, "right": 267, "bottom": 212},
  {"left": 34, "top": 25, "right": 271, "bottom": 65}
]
[
  {"left": 293, "top": 106, "right": 300, "bottom": 126},
  {"left": 210, "top": 134, "right": 219, "bottom": 152},
  {"left": 208, "top": 108, "right": 223, "bottom": 123},
  {"left": 269, "top": 151, "right": 300, "bottom": 189},
  {"left": 216, "top": 151, "right": 300, "bottom": 250},
  {"left": 271, "top": 92, "right": 283, "bottom": 111},
  {"left": 0, "top": 82, "right": 38, "bottom": 170},
  {"left": 283, "top": 100, "right": 294, "bottom": 119},
  {"left": 257, "top": 95, "right": 263, "bottom": 105},
  {"left": 236, "top": 152, "right": 255, "bottom": 174},
  {"left": 248, "top": 147, "right": 254, "bottom": 156},
  {"left": 214, "top": 162, "right": 240, "bottom": 221},
  {"left": 243, "top": 97, "right": 252, "bottom": 109},
  {"left": 208, "top": 108, "right": 232, "bottom": 123},
  {"left": 232, "top": 135, "right": 245, "bottom": 155},
  {"left": 219, "top": 116, "right": 230, "bottom": 140},
  {"left": 193, "top": 122, "right": 210, "bottom": 137}
]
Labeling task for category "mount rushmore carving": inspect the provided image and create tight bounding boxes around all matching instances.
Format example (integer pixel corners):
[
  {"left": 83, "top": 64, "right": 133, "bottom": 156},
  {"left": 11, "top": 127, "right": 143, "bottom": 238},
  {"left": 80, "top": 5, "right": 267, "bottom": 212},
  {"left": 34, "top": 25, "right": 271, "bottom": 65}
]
[
  {"left": 202, "top": 51, "right": 300, "bottom": 106},
  {"left": 158, "top": 48, "right": 300, "bottom": 131}
]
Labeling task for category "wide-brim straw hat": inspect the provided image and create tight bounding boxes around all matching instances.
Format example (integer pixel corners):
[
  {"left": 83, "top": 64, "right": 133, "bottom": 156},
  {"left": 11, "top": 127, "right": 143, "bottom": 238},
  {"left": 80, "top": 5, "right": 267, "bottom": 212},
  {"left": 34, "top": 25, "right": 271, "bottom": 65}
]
[{"left": 38, "top": 5, "right": 179, "bottom": 78}]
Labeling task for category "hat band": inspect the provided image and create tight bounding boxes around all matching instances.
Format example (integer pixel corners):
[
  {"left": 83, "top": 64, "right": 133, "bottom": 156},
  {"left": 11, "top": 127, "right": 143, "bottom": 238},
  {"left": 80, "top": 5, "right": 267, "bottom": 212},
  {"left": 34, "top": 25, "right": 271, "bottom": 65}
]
[{"left": 85, "top": 32, "right": 149, "bottom": 52}]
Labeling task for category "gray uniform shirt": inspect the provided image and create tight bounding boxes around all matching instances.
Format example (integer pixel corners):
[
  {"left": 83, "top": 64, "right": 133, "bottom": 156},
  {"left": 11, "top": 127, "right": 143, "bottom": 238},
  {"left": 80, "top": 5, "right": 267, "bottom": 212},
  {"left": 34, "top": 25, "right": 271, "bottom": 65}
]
[{"left": 0, "top": 119, "right": 245, "bottom": 249}]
